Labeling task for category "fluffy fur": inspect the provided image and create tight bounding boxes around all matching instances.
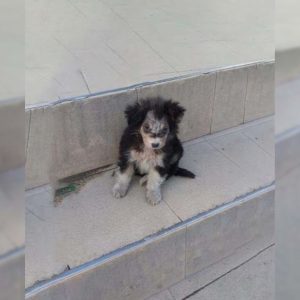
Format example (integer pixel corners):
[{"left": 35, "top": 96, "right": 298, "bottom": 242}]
[{"left": 112, "top": 97, "right": 195, "bottom": 205}]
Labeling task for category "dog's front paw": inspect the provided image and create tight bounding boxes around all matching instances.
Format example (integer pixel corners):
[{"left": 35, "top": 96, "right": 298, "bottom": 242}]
[
  {"left": 146, "top": 189, "right": 162, "bottom": 206},
  {"left": 112, "top": 184, "right": 128, "bottom": 198}
]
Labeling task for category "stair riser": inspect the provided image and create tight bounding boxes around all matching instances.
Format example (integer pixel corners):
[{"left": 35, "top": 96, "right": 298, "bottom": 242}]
[
  {"left": 26, "top": 63, "right": 274, "bottom": 189},
  {"left": 26, "top": 187, "right": 274, "bottom": 300}
]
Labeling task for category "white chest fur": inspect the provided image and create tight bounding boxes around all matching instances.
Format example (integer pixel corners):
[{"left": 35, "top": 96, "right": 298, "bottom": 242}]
[{"left": 130, "top": 149, "right": 164, "bottom": 174}]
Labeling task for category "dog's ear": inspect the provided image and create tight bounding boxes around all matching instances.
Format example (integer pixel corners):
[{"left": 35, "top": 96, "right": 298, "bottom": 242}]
[
  {"left": 165, "top": 101, "right": 185, "bottom": 123},
  {"left": 124, "top": 102, "right": 144, "bottom": 126}
]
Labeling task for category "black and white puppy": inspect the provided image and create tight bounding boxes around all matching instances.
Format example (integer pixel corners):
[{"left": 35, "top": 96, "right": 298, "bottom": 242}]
[{"left": 112, "top": 97, "right": 195, "bottom": 205}]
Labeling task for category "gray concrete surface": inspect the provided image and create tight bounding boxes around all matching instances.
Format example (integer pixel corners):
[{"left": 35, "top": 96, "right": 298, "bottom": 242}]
[
  {"left": 276, "top": 0, "right": 300, "bottom": 51},
  {"left": 26, "top": 187, "right": 274, "bottom": 299},
  {"left": 0, "top": 0, "right": 23, "bottom": 101},
  {"left": 26, "top": 0, "right": 273, "bottom": 105},
  {"left": 26, "top": 63, "right": 274, "bottom": 189},
  {"left": 0, "top": 168, "right": 24, "bottom": 257},
  {"left": 26, "top": 119, "right": 274, "bottom": 288},
  {"left": 188, "top": 246, "right": 274, "bottom": 300},
  {"left": 276, "top": 77, "right": 300, "bottom": 134},
  {"left": 0, "top": 248, "right": 24, "bottom": 300}
]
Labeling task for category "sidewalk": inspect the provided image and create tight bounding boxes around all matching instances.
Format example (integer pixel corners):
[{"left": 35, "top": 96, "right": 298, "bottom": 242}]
[{"left": 26, "top": 0, "right": 273, "bottom": 105}]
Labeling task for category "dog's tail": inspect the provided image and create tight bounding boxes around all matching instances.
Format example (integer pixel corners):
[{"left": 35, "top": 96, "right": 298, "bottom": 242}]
[{"left": 174, "top": 167, "right": 195, "bottom": 179}]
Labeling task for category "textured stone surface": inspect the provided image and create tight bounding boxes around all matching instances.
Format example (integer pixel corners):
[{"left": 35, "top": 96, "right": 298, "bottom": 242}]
[
  {"left": 0, "top": 168, "right": 24, "bottom": 256},
  {"left": 0, "top": 99, "right": 25, "bottom": 172},
  {"left": 188, "top": 246, "right": 274, "bottom": 300},
  {"left": 26, "top": 88, "right": 137, "bottom": 188},
  {"left": 0, "top": 249, "right": 24, "bottom": 300},
  {"left": 169, "top": 240, "right": 273, "bottom": 300},
  {"left": 185, "top": 189, "right": 274, "bottom": 276},
  {"left": 208, "top": 130, "right": 274, "bottom": 187},
  {"left": 276, "top": 77, "right": 300, "bottom": 134},
  {"left": 211, "top": 67, "right": 248, "bottom": 132},
  {"left": 244, "top": 63, "right": 274, "bottom": 122},
  {"left": 25, "top": 176, "right": 180, "bottom": 287},
  {"left": 26, "top": 63, "right": 274, "bottom": 189},
  {"left": 26, "top": 119, "right": 274, "bottom": 288},
  {"left": 26, "top": 0, "right": 273, "bottom": 105},
  {"left": 29, "top": 227, "right": 186, "bottom": 300}
]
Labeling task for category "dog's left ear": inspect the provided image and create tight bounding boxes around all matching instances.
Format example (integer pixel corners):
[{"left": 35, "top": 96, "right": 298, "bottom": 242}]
[
  {"left": 124, "top": 102, "right": 144, "bottom": 126},
  {"left": 165, "top": 101, "right": 185, "bottom": 123}
]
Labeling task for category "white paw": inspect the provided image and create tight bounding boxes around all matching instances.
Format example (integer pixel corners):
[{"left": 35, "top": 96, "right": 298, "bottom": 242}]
[
  {"left": 139, "top": 175, "right": 148, "bottom": 186},
  {"left": 112, "top": 184, "right": 128, "bottom": 198},
  {"left": 146, "top": 189, "right": 162, "bottom": 206}
]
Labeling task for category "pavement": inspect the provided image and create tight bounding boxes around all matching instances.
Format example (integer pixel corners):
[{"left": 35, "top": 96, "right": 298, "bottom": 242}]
[
  {"left": 26, "top": 118, "right": 274, "bottom": 288},
  {"left": 26, "top": 0, "right": 273, "bottom": 105},
  {"left": 186, "top": 246, "right": 274, "bottom": 300}
]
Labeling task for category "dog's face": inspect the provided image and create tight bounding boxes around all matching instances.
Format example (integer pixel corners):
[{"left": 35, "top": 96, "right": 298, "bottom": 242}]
[
  {"left": 125, "top": 98, "right": 185, "bottom": 150},
  {"left": 140, "top": 111, "right": 169, "bottom": 150}
]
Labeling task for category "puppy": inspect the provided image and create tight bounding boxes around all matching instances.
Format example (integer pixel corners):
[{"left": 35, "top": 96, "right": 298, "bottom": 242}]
[{"left": 112, "top": 97, "right": 195, "bottom": 205}]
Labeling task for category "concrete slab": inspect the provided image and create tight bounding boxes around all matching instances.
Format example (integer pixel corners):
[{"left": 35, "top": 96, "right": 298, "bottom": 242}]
[
  {"left": 185, "top": 189, "right": 274, "bottom": 277},
  {"left": 25, "top": 176, "right": 181, "bottom": 287},
  {"left": 26, "top": 88, "right": 137, "bottom": 188},
  {"left": 26, "top": 119, "right": 274, "bottom": 288},
  {"left": 26, "top": 0, "right": 273, "bottom": 105},
  {"left": 163, "top": 122, "right": 273, "bottom": 220},
  {"left": 26, "top": 64, "right": 274, "bottom": 190},
  {"left": 0, "top": 168, "right": 24, "bottom": 256},
  {"left": 28, "top": 226, "right": 186, "bottom": 300},
  {"left": 244, "top": 63, "right": 274, "bottom": 122},
  {"left": 0, "top": 249, "right": 24, "bottom": 300},
  {"left": 242, "top": 119, "right": 274, "bottom": 157},
  {"left": 276, "top": 77, "right": 300, "bottom": 135},
  {"left": 211, "top": 67, "right": 248, "bottom": 132},
  {"left": 0, "top": 99, "right": 25, "bottom": 172},
  {"left": 208, "top": 131, "right": 274, "bottom": 187},
  {"left": 188, "top": 246, "right": 274, "bottom": 300}
]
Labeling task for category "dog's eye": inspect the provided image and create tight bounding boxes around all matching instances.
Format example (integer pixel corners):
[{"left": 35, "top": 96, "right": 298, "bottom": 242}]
[
  {"left": 143, "top": 124, "right": 150, "bottom": 132},
  {"left": 158, "top": 128, "right": 168, "bottom": 137}
]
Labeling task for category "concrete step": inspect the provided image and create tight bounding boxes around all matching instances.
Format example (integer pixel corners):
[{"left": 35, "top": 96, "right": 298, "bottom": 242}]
[
  {"left": 149, "top": 245, "right": 274, "bottom": 300},
  {"left": 26, "top": 118, "right": 274, "bottom": 299},
  {"left": 25, "top": 62, "right": 274, "bottom": 189}
]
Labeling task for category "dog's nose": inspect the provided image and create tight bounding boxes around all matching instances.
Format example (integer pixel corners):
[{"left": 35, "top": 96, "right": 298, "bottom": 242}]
[{"left": 152, "top": 143, "right": 160, "bottom": 148}]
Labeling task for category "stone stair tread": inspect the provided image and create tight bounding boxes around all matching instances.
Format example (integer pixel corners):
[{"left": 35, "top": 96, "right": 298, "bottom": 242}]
[{"left": 26, "top": 118, "right": 274, "bottom": 288}]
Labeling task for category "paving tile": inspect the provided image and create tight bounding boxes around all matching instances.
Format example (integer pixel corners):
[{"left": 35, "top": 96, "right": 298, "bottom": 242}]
[
  {"left": 185, "top": 189, "right": 274, "bottom": 276},
  {"left": 26, "top": 0, "right": 273, "bottom": 105},
  {"left": 242, "top": 119, "right": 274, "bottom": 157},
  {"left": 211, "top": 67, "right": 248, "bottom": 132},
  {"left": 163, "top": 141, "right": 259, "bottom": 220},
  {"left": 26, "top": 119, "right": 274, "bottom": 289},
  {"left": 170, "top": 231, "right": 273, "bottom": 299},
  {"left": 244, "top": 63, "right": 274, "bottom": 122},
  {"left": 27, "top": 226, "right": 185, "bottom": 300},
  {"left": 25, "top": 172, "right": 180, "bottom": 287},
  {"left": 188, "top": 247, "right": 274, "bottom": 300},
  {"left": 208, "top": 131, "right": 274, "bottom": 187}
]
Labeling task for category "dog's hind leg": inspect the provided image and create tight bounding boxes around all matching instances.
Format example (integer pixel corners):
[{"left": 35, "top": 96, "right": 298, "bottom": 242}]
[{"left": 112, "top": 164, "right": 134, "bottom": 198}]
